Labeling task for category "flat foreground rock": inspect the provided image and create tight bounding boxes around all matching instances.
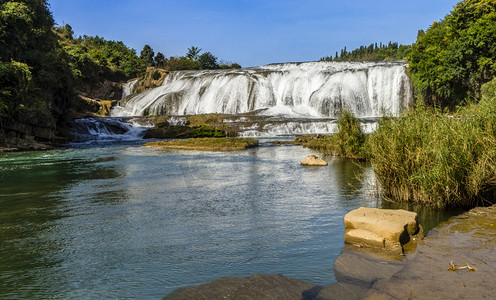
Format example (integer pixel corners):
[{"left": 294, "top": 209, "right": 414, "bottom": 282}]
[
  {"left": 164, "top": 274, "right": 317, "bottom": 300},
  {"left": 364, "top": 205, "right": 496, "bottom": 299},
  {"left": 344, "top": 207, "right": 421, "bottom": 252},
  {"left": 301, "top": 155, "right": 328, "bottom": 166}
]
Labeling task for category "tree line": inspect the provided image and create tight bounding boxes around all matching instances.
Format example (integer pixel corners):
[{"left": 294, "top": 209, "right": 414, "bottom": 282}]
[
  {"left": 320, "top": 42, "right": 412, "bottom": 62},
  {"left": 139, "top": 44, "right": 241, "bottom": 71}
]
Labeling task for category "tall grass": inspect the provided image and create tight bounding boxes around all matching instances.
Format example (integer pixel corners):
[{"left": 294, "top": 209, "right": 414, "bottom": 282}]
[
  {"left": 302, "top": 111, "right": 367, "bottom": 159},
  {"left": 368, "top": 79, "right": 496, "bottom": 208}
]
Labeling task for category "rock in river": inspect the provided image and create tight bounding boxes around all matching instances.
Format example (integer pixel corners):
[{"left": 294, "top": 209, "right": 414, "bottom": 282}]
[
  {"left": 344, "top": 207, "right": 422, "bottom": 253},
  {"left": 301, "top": 155, "right": 328, "bottom": 166}
]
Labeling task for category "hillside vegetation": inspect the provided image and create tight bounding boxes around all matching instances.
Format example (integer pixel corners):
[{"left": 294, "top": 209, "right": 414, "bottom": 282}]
[
  {"left": 0, "top": 0, "right": 241, "bottom": 149},
  {"left": 408, "top": 0, "right": 496, "bottom": 108}
]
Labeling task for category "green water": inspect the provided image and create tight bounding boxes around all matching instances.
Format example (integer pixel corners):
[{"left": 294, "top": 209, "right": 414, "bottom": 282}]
[{"left": 0, "top": 143, "right": 458, "bottom": 299}]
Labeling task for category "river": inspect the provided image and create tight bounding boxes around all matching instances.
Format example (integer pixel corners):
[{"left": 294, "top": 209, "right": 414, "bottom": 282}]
[
  {"left": 0, "top": 138, "right": 462, "bottom": 299},
  {"left": 0, "top": 139, "right": 387, "bottom": 298}
]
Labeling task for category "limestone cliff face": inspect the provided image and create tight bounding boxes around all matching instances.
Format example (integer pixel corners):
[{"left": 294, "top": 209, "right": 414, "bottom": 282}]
[
  {"left": 0, "top": 115, "right": 57, "bottom": 151},
  {"left": 76, "top": 80, "right": 123, "bottom": 101}
]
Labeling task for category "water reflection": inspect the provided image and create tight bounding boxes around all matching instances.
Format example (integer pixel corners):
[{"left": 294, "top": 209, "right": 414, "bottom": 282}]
[
  {"left": 381, "top": 201, "right": 463, "bottom": 234},
  {"left": 0, "top": 149, "right": 125, "bottom": 298},
  {"left": 0, "top": 144, "right": 461, "bottom": 299}
]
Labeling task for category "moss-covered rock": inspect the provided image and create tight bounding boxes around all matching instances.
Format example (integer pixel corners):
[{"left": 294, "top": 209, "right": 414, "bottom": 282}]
[
  {"left": 134, "top": 67, "right": 168, "bottom": 94},
  {"left": 144, "top": 137, "right": 259, "bottom": 151}
]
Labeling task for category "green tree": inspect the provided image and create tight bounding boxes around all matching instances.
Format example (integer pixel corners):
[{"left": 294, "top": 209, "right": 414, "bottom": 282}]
[
  {"left": 167, "top": 56, "right": 196, "bottom": 71},
  {"left": 140, "top": 45, "right": 154, "bottom": 64},
  {"left": 408, "top": 0, "right": 496, "bottom": 107},
  {"left": 186, "top": 46, "right": 202, "bottom": 61},
  {"left": 0, "top": 0, "right": 73, "bottom": 122},
  {"left": 154, "top": 52, "right": 165, "bottom": 67},
  {"left": 197, "top": 52, "right": 219, "bottom": 70}
]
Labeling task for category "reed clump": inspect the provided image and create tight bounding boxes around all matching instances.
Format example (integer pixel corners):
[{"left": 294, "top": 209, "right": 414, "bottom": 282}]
[
  {"left": 368, "top": 78, "right": 496, "bottom": 208},
  {"left": 301, "top": 111, "right": 367, "bottom": 160}
]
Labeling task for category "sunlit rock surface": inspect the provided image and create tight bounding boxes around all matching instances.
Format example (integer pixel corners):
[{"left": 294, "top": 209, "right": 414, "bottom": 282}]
[
  {"left": 301, "top": 155, "right": 328, "bottom": 166},
  {"left": 344, "top": 207, "right": 421, "bottom": 252}
]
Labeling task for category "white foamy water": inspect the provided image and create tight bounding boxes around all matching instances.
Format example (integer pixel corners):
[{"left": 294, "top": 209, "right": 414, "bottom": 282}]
[
  {"left": 70, "top": 117, "right": 151, "bottom": 144},
  {"left": 121, "top": 79, "right": 138, "bottom": 99},
  {"left": 112, "top": 61, "right": 412, "bottom": 119}
]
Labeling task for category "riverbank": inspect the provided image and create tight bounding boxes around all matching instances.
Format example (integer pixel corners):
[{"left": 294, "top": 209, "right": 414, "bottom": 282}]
[
  {"left": 164, "top": 204, "right": 496, "bottom": 299},
  {"left": 363, "top": 204, "right": 496, "bottom": 299}
]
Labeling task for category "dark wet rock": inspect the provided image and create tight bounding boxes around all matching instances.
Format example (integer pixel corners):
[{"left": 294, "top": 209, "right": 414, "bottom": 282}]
[
  {"left": 317, "top": 282, "right": 369, "bottom": 300},
  {"left": 1, "top": 118, "right": 56, "bottom": 151},
  {"left": 363, "top": 205, "right": 496, "bottom": 299},
  {"left": 334, "top": 247, "right": 405, "bottom": 286},
  {"left": 164, "top": 273, "right": 317, "bottom": 300},
  {"left": 313, "top": 246, "right": 406, "bottom": 300}
]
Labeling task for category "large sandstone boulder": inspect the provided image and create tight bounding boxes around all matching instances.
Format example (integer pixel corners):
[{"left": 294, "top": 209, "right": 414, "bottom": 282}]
[
  {"left": 301, "top": 155, "right": 328, "bottom": 166},
  {"left": 344, "top": 207, "right": 422, "bottom": 252}
]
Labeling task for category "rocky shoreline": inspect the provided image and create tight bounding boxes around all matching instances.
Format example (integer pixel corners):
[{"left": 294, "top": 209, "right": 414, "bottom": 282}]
[{"left": 164, "top": 205, "right": 496, "bottom": 299}]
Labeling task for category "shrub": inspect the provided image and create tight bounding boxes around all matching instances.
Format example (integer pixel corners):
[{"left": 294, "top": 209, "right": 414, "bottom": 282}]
[
  {"left": 151, "top": 70, "right": 161, "bottom": 80},
  {"left": 301, "top": 111, "right": 367, "bottom": 159}
]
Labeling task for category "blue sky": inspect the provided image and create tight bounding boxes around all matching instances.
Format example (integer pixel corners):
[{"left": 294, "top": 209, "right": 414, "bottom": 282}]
[{"left": 49, "top": 0, "right": 459, "bottom": 67}]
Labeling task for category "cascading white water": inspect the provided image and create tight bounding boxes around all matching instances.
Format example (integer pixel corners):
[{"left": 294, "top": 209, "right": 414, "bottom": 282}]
[
  {"left": 70, "top": 117, "right": 151, "bottom": 144},
  {"left": 112, "top": 61, "right": 412, "bottom": 119},
  {"left": 121, "top": 79, "right": 138, "bottom": 99}
]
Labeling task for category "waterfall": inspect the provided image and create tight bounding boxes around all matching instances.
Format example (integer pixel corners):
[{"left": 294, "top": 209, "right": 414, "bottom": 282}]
[
  {"left": 70, "top": 117, "right": 151, "bottom": 144},
  {"left": 112, "top": 61, "right": 412, "bottom": 119},
  {"left": 121, "top": 79, "right": 138, "bottom": 99}
]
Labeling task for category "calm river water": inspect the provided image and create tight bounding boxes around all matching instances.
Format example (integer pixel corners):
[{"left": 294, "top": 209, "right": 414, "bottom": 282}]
[{"left": 0, "top": 141, "right": 455, "bottom": 299}]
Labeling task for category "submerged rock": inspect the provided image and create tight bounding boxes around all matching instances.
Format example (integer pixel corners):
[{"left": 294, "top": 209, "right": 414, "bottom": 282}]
[
  {"left": 301, "top": 155, "right": 328, "bottom": 166},
  {"left": 344, "top": 207, "right": 422, "bottom": 253},
  {"left": 164, "top": 274, "right": 317, "bottom": 300}
]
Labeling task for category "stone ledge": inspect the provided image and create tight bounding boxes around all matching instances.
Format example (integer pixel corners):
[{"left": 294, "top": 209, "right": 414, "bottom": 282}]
[{"left": 345, "top": 228, "right": 385, "bottom": 248}]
